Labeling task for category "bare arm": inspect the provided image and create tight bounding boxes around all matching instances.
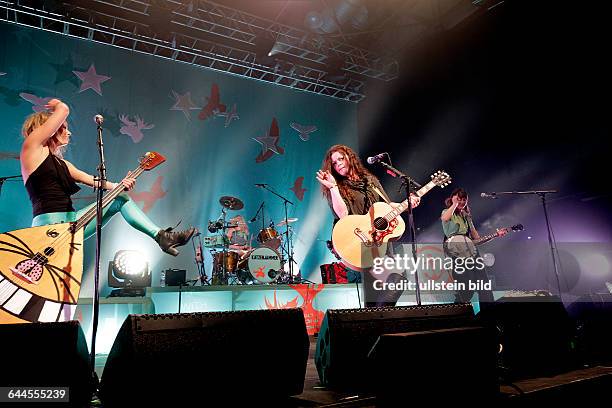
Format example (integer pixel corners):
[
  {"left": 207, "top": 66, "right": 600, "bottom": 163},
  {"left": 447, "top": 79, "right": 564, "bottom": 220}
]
[
  {"left": 441, "top": 203, "right": 458, "bottom": 222},
  {"left": 64, "top": 159, "right": 136, "bottom": 191},
  {"left": 329, "top": 185, "right": 349, "bottom": 219},
  {"left": 316, "top": 170, "right": 349, "bottom": 219}
]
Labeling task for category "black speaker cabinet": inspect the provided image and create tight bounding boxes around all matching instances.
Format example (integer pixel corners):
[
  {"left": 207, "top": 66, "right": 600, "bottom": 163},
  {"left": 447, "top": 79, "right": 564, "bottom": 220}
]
[
  {"left": 0, "top": 320, "right": 93, "bottom": 408},
  {"left": 315, "top": 303, "right": 476, "bottom": 391},
  {"left": 370, "top": 326, "right": 499, "bottom": 406},
  {"left": 99, "top": 308, "right": 309, "bottom": 405}
]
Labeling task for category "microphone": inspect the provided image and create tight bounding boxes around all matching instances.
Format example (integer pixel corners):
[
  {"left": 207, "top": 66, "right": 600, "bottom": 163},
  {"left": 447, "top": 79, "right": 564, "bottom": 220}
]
[
  {"left": 367, "top": 152, "right": 388, "bottom": 164},
  {"left": 94, "top": 114, "right": 104, "bottom": 125},
  {"left": 250, "top": 216, "right": 257, "bottom": 222},
  {"left": 481, "top": 192, "right": 498, "bottom": 199}
]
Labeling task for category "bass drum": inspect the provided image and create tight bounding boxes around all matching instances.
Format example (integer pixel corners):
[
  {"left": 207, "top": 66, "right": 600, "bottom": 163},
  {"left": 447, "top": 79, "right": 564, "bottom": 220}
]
[{"left": 247, "top": 247, "right": 282, "bottom": 284}]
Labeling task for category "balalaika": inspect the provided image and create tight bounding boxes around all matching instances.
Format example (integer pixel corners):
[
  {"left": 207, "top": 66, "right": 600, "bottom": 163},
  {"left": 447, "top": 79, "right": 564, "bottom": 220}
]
[
  {"left": 0, "top": 152, "right": 165, "bottom": 324},
  {"left": 331, "top": 171, "right": 452, "bottom": 270}
]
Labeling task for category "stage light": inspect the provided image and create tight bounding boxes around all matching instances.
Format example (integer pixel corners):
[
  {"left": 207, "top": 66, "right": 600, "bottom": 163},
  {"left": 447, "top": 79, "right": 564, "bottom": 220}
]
[{"left": 108, "top": 250, "right": 151, "bottom": 297}]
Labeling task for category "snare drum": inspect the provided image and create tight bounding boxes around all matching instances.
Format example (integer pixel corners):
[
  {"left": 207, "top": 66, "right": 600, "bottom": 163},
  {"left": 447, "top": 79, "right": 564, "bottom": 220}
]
[
  {"left": 257, "top": 227, "right": 281, "bottom": 249},
  {"left": 247, "top": 247, "right": 282, "bottom": 284},
  {"left": 212, "top": 251, "right": 240, "bottom": 273}
]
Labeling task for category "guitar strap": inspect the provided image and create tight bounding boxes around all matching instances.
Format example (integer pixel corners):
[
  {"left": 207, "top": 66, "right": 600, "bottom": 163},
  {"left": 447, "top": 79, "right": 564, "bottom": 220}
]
[{"left": 371, "top": 186, "right": 390, "bottom": 204}]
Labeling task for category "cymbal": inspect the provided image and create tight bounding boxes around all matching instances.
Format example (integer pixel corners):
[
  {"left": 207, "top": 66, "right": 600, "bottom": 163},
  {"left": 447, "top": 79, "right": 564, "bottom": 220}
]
[
  {"left": 277, "top": 217, "right": 298, "bottom": 226},
  {"left": 219, "top": 196, "right": 244, "bottom": 210}
]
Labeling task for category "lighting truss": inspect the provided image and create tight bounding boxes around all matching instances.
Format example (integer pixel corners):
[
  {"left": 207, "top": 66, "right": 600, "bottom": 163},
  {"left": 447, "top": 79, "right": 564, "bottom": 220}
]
[{"left": 0, "top": 0, "right": 369, "bottom": 102}]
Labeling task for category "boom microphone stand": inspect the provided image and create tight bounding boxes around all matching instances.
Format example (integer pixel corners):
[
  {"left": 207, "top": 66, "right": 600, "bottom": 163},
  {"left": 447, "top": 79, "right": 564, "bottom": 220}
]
[
  {"left": 0, "top": 175, "right": 21, "bottom": 199},
  {"left": 481, "top": 190, "right": 562, "bottom": 298}
]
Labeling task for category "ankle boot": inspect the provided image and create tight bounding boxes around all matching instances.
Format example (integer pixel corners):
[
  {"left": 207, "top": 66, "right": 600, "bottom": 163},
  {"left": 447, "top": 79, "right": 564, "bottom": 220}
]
[{"left": 155, "top": 226, "right": 196, "bottom": 256}]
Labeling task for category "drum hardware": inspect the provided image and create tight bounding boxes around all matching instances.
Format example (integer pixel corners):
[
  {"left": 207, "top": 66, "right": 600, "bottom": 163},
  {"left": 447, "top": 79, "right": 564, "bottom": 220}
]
[
  {"left": 219, "top": 195, "right": 244, "bottom": 210},
  {"left": 191, "top": 229, "right": 210, "bottom": 285},
  {"left": 254, "top": 183, "right": 304, "bottom": 284},
  {"left": 207, "top": 198, "right": 238, "bottom": 284}
]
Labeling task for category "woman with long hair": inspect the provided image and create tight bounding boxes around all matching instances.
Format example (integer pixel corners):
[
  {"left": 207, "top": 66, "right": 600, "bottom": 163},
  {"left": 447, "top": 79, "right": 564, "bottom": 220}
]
[
  {"left": 316, "top": 145, "right": 420, "bottom": 292},
  {"left": 316, "top": 144, "right": 420, "bottom": 220},
  {"left": 20, "top": 98, "right": 194, "bottom": 256}
]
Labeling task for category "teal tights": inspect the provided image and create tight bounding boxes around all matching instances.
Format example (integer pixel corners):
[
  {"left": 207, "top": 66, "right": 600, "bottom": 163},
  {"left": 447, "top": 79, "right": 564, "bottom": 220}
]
[{"left": 32, "top": 193, "right": 161, "bottom": 240}]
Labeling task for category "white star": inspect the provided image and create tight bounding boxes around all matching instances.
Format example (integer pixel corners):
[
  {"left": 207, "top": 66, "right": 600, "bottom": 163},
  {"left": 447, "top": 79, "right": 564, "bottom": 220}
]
[
  {"left": 253, "top": 135, "right": 281, "bottom": 155},
  {"left": 170, "top": 90, "right": 200, "bottom": 120},
  {"left": 73, "top": 64, "right": 111, "bottom": 96}
]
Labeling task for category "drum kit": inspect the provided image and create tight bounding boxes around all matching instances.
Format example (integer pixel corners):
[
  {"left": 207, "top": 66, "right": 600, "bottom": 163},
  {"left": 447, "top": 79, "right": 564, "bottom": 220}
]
[{"left": 193, "top": 193, "right": 300, "bottom": 285}]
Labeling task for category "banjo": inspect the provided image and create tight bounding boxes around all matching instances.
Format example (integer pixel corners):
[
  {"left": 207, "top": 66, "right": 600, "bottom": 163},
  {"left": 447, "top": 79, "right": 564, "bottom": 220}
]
[{"left": 444, "top": 224, "right": 523, "bottom": 258}]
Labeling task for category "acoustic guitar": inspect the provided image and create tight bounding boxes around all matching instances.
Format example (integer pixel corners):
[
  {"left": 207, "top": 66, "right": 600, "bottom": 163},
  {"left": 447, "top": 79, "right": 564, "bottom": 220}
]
[{"left": 332, "top": 171, "right": 452, "bottom": 270}]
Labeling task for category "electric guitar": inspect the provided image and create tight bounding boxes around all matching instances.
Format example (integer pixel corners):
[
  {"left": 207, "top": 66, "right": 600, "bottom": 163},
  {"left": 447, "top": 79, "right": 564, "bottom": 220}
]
[
  {"left": 331, "top": 171, "right": 452, "bottom": 270},
  {"left": 444, "top": 224, "right": 524, "bottom": 258},
  {"left": 0, "top": 152, "right": 165, "bottom": 324}
]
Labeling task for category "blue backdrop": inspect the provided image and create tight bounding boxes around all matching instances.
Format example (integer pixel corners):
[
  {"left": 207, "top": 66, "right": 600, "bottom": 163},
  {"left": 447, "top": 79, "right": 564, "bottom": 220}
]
[{"left": 0, "top": 23, "right": 357, "bottom": 295}]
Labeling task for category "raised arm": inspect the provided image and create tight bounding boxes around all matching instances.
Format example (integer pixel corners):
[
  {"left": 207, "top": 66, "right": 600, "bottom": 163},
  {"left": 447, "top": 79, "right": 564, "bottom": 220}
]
[
  {"left": 441, "top": 196, "right": 459, "bottom": 222},
  {"left": 21, "top": 99, "right": 69, "bottom": 152},
  {"left": 316, "top": 170, "right": 349, "bottom": 219}
]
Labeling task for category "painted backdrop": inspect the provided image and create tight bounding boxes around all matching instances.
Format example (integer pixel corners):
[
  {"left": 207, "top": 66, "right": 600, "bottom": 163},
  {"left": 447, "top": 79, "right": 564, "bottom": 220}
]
[{"left": 0, "top": 23, "right": 356, "bottom": 295}]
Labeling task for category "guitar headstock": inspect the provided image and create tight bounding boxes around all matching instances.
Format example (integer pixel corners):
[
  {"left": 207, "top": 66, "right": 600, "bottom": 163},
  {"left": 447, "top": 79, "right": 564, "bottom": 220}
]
[
  {"left": 431, "top": 170, "right": 452, "bottom": 188},
  {"left": 140, "top": 152, "right": 166, "bottom": 170}
]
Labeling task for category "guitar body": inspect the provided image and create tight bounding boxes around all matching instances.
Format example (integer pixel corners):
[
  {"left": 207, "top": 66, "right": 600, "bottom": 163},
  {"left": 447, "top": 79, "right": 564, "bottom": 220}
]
[
  {"left": 0, "top": 151, "right": 165, "bottom": 325},
  {"left": 332, "top": 201, "right": 406, "bottom": 270},
  {"left": 0, "top": 223, "right": 84, "bottom": 324}
]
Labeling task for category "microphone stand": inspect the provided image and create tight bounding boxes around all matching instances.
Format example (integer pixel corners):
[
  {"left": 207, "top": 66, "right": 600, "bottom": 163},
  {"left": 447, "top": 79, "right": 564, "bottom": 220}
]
[
  {"left": 90, "top": 119, "right": 106, "bottom": 389},
  {"left": 483, "top": 190, "right": 562, "bottom": 299},
  {"left": 0, "top": 175, "right": 21, "bottom": 198},
  {"left": 376, "top": 160, "right": 423, "bottom": 306},
  {"left": 259, "top": 184, "right": 299, "bottom": 283}
]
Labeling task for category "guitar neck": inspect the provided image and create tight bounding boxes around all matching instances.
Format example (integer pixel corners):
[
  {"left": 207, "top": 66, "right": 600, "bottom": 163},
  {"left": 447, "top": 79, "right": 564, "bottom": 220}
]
[
  {"left": 474, "top": 232, "right": 499, "bottom": 246},
  {"left": 72, "top": 164, "right": 146, "bottom": 231},
  {"left": 383, "top": 180, "right": 438, "bottom": 222}
]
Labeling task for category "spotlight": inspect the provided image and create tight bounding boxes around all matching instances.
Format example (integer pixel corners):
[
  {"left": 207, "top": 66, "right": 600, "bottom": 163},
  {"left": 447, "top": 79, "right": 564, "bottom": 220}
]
[{"left": 108, "top": 250, "right": 151, "bottom": 297}]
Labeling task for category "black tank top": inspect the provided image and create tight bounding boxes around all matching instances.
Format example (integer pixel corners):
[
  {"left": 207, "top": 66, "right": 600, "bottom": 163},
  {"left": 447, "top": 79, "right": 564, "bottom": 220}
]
[{"left": 25, "top": 153, "right": 81, "bottom": 217}]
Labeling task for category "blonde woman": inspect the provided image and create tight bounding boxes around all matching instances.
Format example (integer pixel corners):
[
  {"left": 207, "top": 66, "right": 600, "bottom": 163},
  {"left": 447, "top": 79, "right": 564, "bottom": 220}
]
[{"left": 20, "top": 98, "right": 194, "bottom": 256}]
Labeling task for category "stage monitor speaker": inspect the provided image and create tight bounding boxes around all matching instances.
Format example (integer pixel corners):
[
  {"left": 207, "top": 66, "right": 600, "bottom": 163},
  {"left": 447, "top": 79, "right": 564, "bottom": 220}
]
[
  {"left": 370, "top": 326, "right": 499, "bottom": 406},
  {"left": 315, "top": 303, "right": 476, "bottom": 391},
  {"left": 0, "top": 320, "right": 93, "bottom": 408},
  {"left": 99, "top": 308, "right": 309, "bottom": 405},
  {"left": 567, "top": 293, "right": 612, "bottom": 365},
  {"left": 490, "top": 295, "right": 576, "bottom": 379}
]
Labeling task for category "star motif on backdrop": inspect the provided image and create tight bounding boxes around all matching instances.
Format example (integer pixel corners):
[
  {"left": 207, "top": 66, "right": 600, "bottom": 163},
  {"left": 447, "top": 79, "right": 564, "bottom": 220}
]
[
  {"left": 49, "top": 57, "right": 80, "bottom": 88},
  {"left": 254, "top": 136, "right": 281, "bottom": 155},
  {"left": 290, "top": 176, "right": 307, "bottom": 201},
  {"left": 12, "top": 30, "right": 51, "bottom": 57},
  {"left": 0, "top": 86, "right": 22, "bottom": 106},
  {"left": 170, "top": 90, "right": 201, "bottom": 120},
  {"left": 73, "top": 63, "right": 111, "bottom": 95},
  {"left": 253, "top": 117, "right": 285, "bottom": 163}
]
